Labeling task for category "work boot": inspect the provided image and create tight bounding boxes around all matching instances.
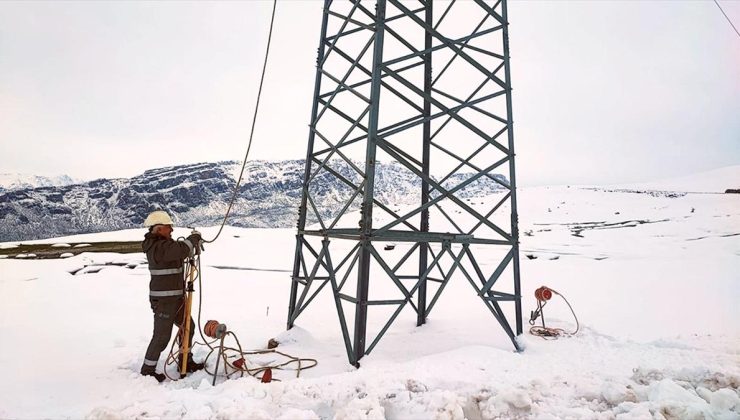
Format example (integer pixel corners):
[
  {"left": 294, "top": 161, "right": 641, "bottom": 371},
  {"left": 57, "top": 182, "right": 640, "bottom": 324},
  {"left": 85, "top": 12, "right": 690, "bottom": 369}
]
[
  {"left": 141, "top": 370, "right": 166, "bottom": 383},
  {"left": 179, "top": 357, "right": 205, "bottom": 374}
]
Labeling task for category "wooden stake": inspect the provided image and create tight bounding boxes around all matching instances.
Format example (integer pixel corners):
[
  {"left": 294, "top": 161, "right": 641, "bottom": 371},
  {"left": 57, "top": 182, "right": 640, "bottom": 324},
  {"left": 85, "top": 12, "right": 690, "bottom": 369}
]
[{"left": 179, "top": 261, "right": 197, "bottom": 377}]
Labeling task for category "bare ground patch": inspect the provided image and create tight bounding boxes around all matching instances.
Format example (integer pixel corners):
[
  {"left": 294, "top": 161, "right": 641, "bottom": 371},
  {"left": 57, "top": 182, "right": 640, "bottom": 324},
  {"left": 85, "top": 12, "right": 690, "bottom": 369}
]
[{"left": 0, "top": 241, "right": 141, "bottom": 259}]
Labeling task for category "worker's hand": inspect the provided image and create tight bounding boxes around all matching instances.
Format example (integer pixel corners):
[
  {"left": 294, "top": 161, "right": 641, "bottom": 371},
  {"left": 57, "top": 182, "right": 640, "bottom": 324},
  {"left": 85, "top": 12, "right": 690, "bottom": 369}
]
[{"left": 187, "top": 232, "right": 202, "bottom": 253}]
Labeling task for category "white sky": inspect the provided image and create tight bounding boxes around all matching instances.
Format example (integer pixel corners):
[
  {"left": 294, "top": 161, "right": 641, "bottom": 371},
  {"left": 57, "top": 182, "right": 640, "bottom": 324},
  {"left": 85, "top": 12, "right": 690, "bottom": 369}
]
[{"left": 0, "top": 0, "right": 738, "bottom": 186}]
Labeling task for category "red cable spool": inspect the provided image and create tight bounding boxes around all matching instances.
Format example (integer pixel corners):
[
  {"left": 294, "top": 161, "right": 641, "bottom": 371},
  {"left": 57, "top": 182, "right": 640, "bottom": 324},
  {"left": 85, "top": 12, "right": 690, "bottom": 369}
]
[
  {"left": 204, "top": 320, "right": 227, "bottom": 339},
  {"left": 534, "top": 286, "right": 553, "bottom": 302}
]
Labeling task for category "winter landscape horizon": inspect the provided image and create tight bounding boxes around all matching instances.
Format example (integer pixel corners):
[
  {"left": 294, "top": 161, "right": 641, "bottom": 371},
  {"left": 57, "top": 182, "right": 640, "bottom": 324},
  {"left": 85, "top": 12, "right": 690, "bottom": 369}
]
[
  {"left": 1, "top": 0, "right": 738, "bottom": 418},
  {"left": 1, "top": 160, "right": 738, "bottom": 243},
  {"left": 1, "top": 164, "right": 738, "bottom": 418}
]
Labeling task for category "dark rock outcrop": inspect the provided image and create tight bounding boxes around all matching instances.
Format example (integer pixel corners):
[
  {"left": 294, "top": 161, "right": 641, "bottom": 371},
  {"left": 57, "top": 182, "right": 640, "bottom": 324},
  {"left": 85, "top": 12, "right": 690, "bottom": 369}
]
[{"left": 0, "top": 160, "right": 507, "bottom": 241}]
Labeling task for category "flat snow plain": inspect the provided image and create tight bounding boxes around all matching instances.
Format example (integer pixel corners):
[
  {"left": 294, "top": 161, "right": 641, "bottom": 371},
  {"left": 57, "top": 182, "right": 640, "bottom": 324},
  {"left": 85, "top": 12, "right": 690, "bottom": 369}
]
[{"left": 0, "top": 182, "right": 738, "bottom": 419}]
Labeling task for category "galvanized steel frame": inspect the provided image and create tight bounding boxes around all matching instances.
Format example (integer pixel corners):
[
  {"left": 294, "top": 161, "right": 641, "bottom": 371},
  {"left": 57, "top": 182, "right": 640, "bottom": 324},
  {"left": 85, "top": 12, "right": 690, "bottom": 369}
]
[{"left": 288, "top": 0, "right": 522, "bottom": 366}]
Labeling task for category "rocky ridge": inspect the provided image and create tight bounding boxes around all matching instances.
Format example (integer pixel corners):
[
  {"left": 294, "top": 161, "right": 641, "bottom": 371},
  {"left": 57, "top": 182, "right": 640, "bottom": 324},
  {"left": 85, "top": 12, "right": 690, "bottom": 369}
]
[{"left": 0, "top": 160, "right": 507, "bottom": 241}]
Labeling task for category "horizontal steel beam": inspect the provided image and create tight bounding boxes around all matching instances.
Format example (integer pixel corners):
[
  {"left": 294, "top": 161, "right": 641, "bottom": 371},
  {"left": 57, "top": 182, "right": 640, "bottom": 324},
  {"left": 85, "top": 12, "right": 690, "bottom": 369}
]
[
  {"left": 367, "top": 299, "right": 406, "bottom": 306},
  {"left": 482, "top": 292, "right": 519, "bottom": 302},
  {"left": 299, "top": 229, "right": 513, "bottom": 245},
  {"left": 339, "top": 293, "right": 358, "bottom": 303}
]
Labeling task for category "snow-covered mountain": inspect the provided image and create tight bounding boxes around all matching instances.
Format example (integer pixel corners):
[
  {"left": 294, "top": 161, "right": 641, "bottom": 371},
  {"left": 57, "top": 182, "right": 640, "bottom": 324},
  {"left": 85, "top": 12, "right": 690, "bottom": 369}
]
[
  {"left": 0, "top": 173, "right": 79, "bottom": 191},
  {"left": 0, "top": 160, "right": 506, "bottom": 241}
]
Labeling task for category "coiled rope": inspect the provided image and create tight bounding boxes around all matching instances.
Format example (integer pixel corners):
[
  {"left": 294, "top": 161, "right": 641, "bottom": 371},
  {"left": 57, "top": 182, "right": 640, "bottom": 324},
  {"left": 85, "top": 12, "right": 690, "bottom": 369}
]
[{"left": 201, "top": 325, "right": 317, "bottom": 384}]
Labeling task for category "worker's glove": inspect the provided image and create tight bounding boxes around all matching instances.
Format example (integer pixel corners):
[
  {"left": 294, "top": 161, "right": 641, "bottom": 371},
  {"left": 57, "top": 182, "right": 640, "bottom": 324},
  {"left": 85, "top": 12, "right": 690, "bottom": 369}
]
[{"left": 187, "top": 232, "right": 202, "bottom": 254}]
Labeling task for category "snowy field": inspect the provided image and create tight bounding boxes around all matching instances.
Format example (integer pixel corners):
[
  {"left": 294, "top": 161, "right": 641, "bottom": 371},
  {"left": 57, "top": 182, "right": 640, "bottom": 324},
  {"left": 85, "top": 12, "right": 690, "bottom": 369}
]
[{"left": 1, "top": 177, "right": 738, "bottom": 418}]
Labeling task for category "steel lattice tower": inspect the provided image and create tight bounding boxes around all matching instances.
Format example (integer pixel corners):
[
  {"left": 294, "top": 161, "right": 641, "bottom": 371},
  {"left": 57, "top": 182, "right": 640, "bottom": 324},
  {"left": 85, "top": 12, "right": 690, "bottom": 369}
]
[{"left": 288, "top": 0, "right": 522, "bottom": 366}]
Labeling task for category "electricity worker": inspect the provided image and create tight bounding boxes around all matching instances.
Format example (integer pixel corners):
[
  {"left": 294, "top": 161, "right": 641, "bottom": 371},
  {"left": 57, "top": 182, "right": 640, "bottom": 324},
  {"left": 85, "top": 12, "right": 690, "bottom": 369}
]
[{"left": 140, "top": 210, "right": 205, "bottom": 382}]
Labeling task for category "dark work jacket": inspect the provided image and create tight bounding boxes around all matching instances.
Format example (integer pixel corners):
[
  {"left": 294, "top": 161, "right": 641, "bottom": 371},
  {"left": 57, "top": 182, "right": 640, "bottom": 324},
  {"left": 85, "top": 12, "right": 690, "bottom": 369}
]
[{"left": 142, "top": 232, "right": 194, "bottom": 299}]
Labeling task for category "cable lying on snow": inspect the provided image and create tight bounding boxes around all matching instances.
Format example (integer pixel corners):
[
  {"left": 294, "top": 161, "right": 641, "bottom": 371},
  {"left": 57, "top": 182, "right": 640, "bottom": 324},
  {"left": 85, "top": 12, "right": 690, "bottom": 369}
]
[
  {"left": 163, "top": 247, "right": 317, "bottom": 384},
  {"left": 528, "top": 286, "right": 580, "bottom": 339}
]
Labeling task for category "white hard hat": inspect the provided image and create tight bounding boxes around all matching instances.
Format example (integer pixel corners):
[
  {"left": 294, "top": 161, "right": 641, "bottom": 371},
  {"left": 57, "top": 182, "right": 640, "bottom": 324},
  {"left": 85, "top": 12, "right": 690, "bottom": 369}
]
[{"left": 144, "top": 210, "right": 174, "bottom": 227}]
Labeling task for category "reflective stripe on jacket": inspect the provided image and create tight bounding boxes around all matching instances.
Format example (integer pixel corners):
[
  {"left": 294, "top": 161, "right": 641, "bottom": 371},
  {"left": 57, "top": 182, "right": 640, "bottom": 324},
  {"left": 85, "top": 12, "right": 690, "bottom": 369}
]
[{"left": 142, "top": 232, "right": 192, "bottom": 298}]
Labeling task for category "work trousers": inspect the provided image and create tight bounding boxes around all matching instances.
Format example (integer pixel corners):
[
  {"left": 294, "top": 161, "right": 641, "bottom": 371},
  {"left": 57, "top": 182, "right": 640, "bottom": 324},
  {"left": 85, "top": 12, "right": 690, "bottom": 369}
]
[{"left": 140, "top": 296, "right": 195, "bottom": 373}]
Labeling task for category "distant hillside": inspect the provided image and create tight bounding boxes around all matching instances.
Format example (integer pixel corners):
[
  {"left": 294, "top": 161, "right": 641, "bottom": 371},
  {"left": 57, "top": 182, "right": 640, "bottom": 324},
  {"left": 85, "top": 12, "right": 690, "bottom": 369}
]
[{"left": 0, "top": 160, "right": 507, "bottom": 241}]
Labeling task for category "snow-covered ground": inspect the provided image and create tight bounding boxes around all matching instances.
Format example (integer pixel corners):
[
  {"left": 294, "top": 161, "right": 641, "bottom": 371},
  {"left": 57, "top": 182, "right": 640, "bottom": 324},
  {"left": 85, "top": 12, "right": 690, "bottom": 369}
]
[{"left": 0, "top": 182, "right": 738, "bottom": 419}]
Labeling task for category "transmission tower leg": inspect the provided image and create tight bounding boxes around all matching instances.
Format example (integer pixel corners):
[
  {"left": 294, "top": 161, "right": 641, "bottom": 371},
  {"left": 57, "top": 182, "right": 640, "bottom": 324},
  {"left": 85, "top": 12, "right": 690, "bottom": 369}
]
[
  {"left": 353, "top": 241, "right": 370, "bottom": 364},
  {"left": 287, "top": 0, "right": 332, "bottom": 330},
  {"left": 352, "top": 0, "right": 388, "bottom": 364},
  {"left": 502, "top": 0, "right": 523, "bottom": 336},
  {"left": 287, "top": 235, "right": 302, "bottom": 329},
  {"left": 417, "top": 0, "right": 433, "bottom": 327}
]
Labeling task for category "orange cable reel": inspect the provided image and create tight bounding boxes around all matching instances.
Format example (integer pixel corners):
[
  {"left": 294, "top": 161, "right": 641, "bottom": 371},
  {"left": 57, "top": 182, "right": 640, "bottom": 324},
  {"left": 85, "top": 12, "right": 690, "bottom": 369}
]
[{"left": 528, "top": 285, "right": 579, "bottom": 339}]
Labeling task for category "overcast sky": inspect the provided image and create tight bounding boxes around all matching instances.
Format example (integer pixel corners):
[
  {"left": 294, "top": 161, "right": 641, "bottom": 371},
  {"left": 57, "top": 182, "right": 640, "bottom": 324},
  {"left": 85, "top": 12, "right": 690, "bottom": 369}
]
[{"left": 0, "top": 0, "right": 738, "bottom": 186}]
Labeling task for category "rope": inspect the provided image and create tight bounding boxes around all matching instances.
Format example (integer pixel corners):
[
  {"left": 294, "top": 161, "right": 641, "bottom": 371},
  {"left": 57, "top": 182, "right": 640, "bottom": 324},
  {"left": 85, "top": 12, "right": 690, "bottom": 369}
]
[
  {"left": 164, "top": 0, "right": 280, "bottom": 369},
  {"left": 159, "top": 2, "right": 310, "bottom": 380},
  {"left": 714, "top": 0, "right": 740, "bottom": 39},
  {"left": 205, "top": 0, "right": 278, "bottom": 244},
  {"left": 528, "top": 287, "right": 579, "bottom": 340},
  {"left": 194, "top": 254, "right": 219, "bottom": 349},
  {"left": 202, "top": 331, "right": 318, "bottom": 384},
  {"left": 161, "top": 249, "right": 317, "bottom": 383}
]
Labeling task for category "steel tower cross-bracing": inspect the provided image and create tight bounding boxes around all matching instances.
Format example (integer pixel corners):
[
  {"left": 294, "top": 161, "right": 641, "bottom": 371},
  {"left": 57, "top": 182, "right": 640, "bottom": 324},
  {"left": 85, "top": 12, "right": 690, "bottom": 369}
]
[{"left": 288, "top": 0, "right": 522, "bottom": 366}]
